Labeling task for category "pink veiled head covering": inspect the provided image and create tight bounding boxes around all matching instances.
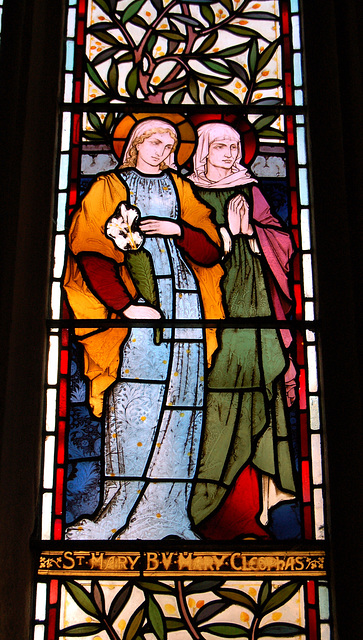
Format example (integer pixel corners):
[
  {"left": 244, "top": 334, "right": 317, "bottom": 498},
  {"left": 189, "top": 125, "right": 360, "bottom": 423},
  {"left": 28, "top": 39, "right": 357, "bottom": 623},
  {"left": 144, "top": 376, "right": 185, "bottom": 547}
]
[
  {"left": 122, "top": 118, "right": 178, "bottom": 169},
  {"left": 189, "top": 122, "right": 256, "bottom": 188}
]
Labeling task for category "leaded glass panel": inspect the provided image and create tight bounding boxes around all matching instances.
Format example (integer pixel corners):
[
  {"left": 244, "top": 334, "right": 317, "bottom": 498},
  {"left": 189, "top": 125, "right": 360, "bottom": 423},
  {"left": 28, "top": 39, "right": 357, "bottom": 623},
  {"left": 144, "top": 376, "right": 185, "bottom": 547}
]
[{"left": 33, "top": 1, "right": 331, "bottom": 638}]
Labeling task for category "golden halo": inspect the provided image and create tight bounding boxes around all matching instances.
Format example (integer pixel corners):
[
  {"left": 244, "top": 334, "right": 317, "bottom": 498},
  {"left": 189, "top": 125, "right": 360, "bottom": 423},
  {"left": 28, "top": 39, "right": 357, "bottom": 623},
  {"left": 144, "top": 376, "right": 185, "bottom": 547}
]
[{"left": 112, "top": 113, "right": 196, "bottom": 166}]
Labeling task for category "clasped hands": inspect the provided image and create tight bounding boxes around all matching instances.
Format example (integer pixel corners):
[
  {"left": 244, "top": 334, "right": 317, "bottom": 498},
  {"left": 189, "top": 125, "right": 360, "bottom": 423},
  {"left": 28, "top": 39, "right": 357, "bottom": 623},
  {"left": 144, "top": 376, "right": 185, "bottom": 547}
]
[
  {"left": 123, "top": 217, "right": 180, "bottom": 320},
  {"left": 220, "top": 195, "right": 253, "bottom": 255}
]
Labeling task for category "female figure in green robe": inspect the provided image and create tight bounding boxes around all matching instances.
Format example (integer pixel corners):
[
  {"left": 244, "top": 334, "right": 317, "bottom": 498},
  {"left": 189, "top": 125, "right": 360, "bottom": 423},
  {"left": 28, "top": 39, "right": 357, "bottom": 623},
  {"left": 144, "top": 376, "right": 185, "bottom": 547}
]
[{"left": 189, "top": 122, "right": 297, "bottom": 538}]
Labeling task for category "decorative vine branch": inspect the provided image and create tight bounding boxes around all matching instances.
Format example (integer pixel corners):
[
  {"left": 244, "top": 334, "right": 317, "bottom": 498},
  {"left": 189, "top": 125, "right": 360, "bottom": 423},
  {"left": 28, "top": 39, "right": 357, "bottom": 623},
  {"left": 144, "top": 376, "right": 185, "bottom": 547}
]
[
  {"left": 85, "top": 0, "right": 283, "bottom": 110},
  {"left": 60, "top": 578, "right": 306, "bottom": 640},
  {"left": 176, "top": 580, "right": 203, "bottom": 640}
]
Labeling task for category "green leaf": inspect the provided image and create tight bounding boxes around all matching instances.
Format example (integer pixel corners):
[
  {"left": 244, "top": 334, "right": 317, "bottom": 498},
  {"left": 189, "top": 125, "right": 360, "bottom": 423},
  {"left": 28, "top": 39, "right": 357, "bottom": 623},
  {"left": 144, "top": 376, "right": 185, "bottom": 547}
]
[
  {"left": 194, "top": 72, "right": 232, "bottom": 86},
  {"left": 201, "top": 5, "right": 215, "bottom": 25},
  {"left": 188, "top": 76, "right": 199, "bottom": 102},
  {"left": 60, "top": 623, "right": 103, "bottom": 637},
  {"left": 257, "top": 38, "right": 280, "bottom": 72},
  {"left": 130, "top": 15, "right": 148, "bottom": 28},
  {"left": 86, "top": 60, "right": 109, "bottom": 92},
  {"left": 125, "top": 249, "right": 159, "bottom": 308},
  {"left": 248, "top": 38, "right": 259, "bottom": 76},
  {"left": 220, "top": 0, "right": 233, "bottom": 12},
  {"left": 147, "top": 594, "right": 166, "bottom": 640},
  {"left": 64, "top": 582, "right": 99, "bottom": 618},
  {"left": 194, "top": 32, "right": 218, "bottom": 55},
  {"left": 202, "top": 59, "right": 232, "bottom": 76},
  {"left": 122, "top": 0, "right": 145, "bottom": 25},
  {"left": 92, "top": 46, "right": 120, "bottom": 66},
  {"left": 256, "top": 128, "right": 284, "bottom": 139},
  {"left": 169, "top": 88, "right": 186, "bottom": 104},
  {"left": 225, "top": 25, "right": 261, "bottom": 39},
  {"left": 137, "top": 581, "right": 174, "bottom": 594},
  {"left": 126, "top": 66, "right": 139, "bottom": 97},
  {"left": 107, "top": 60, "right": 119, "bottom": 92},
  {"left": 89, "top": 21, "right": 114, "bottom": 32},
  {"left": 252, "top": 97, "right": 281, "bottom": 105},
  {"left": 253, "top": 114, "right": 278, "bottom": 131},
  {"left": 93, "top": 0, "right": 110, "bottom": 15},
  {"left": 200, "top": 623, "right": 249, "bottom": 638},
  {"left": 258, "top": 581, "right": 271, "bottom": 607},
  {"left": 124, "top": 605, "right": 145, "bottom": 640},
  {"left": 194, "top": 600, "right": 229, "bottom": 624},
  {"left": 87, "top": 96, "right": 111, "bottom": 104},
  {"left": 205, "top": 88, "right": 218, "bottom": 104},
  {"left": 91, "top": 580, "right": 105, "bottom": 613},
  {"left": 92, "top": 29, "right": 120, "bottom": 46},
  {"left": 257, "top": 623, "right": 306, "bottom": 638},
  {"left": 255, "top": 78, "right": 281, "bottom": 88},
  {"left": 242, "top": 11, "right": 278, "bottom": 21},
  {"left": 216, "top": 588, "right": 257, "bottom": 613},
  {"left": 87, "top": 112, "right": 102, "bottom": 131},
  {"left": 165, "top": 618, "right": 185, "bottom": 631},
  {"left": 158, "top": 30, "right": 185, "bottom": 41},
  {"left": 209, "top": 86, "right": 242, "bottom": 104},
  {"left": 261, "top": 582, "right": 302, "bottom": 616},
  {"left": 170, "top": 15, "right": 204, "bottom": 28},
  {"left": 185, "top": 580, "right": 225, "bottom": 595},
  {"left": 117, "top": 51, "right": 134, "bottom": 63},
  {"left": 146, "top": 33, "right": 157, "bottom": 53},
  {"left": 216, "top": 42, "right": 250, "bottom": 58},
  {"left": 109, "top": 582, "right": 133, "bottom": 624},
  {"left": 83, "top": 131, "right": 105, "bottom": 140},
  {"left": 227, "top": 60, "right": 249, "bottom": 85}
]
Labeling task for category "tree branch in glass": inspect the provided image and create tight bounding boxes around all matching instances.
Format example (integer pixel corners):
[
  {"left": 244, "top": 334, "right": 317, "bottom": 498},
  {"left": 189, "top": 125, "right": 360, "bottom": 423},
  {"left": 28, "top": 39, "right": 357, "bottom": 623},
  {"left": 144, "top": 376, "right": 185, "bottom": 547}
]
[{"left": 84, "top": 0, "right": 282, "bottom": 111}]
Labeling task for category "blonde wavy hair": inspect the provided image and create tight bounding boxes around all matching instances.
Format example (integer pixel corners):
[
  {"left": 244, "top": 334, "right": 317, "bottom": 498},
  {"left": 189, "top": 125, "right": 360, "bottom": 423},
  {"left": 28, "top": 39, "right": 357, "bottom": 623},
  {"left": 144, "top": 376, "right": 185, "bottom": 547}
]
[{"left": 121, "top": 127, "right": 178, "bottom": 169}]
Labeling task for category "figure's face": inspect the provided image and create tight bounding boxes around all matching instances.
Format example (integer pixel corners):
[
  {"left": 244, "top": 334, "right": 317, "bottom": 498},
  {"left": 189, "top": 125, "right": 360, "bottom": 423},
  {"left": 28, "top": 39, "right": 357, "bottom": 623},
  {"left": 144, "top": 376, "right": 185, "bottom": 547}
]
[
  {"left": 207, "top": 139, "right": 239, "bottom": 170},
  {"left": 136, "top": 132, "right": 175, "bottom": 168}
]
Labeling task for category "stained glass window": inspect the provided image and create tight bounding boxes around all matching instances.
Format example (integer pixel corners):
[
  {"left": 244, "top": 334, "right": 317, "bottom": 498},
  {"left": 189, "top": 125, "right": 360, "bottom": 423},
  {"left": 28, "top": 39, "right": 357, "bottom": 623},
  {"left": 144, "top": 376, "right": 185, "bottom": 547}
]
[{"left": 33, "top": 1, "right": 332, "bottom": 638}]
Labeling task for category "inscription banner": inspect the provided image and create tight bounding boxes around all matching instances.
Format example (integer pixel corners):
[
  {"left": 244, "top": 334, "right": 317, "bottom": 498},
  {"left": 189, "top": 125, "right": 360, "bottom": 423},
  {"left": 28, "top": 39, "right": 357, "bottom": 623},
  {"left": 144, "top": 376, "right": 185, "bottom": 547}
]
[{"left": 39, "top": 550, "right": 326, "bottom": 577}]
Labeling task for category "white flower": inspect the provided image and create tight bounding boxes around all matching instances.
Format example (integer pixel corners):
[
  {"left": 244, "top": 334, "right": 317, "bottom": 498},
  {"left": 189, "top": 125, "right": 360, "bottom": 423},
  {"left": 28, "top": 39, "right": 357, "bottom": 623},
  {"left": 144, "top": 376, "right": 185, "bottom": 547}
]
[{"left": 106, "top": 202, "right": 144, "bottom": 251}]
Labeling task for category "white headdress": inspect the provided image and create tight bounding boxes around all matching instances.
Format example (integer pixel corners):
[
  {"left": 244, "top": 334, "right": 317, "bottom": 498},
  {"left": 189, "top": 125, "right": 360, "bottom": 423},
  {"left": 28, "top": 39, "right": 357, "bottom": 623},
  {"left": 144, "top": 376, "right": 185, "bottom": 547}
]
[{"left": 189, "top": 122, "right": 256, "bottom": 188}]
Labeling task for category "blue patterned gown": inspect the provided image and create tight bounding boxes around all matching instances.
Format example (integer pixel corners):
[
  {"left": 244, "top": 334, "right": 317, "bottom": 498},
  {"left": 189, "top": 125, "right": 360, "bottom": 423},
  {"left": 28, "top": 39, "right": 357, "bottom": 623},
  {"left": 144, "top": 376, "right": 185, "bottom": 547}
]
[{"left": 84, "top": 169, "right": 205, "bottom": 539}]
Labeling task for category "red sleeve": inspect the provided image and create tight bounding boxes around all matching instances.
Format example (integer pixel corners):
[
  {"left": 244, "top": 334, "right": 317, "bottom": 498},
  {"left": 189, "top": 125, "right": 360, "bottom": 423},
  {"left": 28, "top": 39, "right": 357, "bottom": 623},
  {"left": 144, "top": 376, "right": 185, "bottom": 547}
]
[
  {"left": 176, "top": 223, "right": 220, "bottom": 265},
  {"left": 78, "top": 253, "right": 132, "bottom": 312}
]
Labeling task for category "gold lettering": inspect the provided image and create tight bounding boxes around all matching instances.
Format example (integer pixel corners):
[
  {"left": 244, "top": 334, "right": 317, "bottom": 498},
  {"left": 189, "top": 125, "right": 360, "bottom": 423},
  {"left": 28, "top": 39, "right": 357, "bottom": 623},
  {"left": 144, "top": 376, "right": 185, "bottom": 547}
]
[
  {"left": 249, "top": 557, "right": 257, "bottom": 571},
  {"left": 178, "top": 553, "right": 192, "bottom": 571},
  {"left": 74, "top": 554, "right": 87, "bottom": 566},
  {"left": 62, "top": 551, "right": 75, "bottom": 570},
  {"left": 257, "top": 557, "right": 267, "bottom": 571},
  {"left": 285, "top": 556, "right": 295, "bottom": 571},
  {"left": 104, "top": 556, "right": 115, "bottom": 570},
  {"left": 161, "top": 553, "right": 174, "bottom": 571},
  {"left": 295, "top": 556, "right": 304, "bottom": 571},
  {"left": 117, "top": 556, "right": 129, "bottom": 571},
  {"left": 147, "top": 552, "right": 159, "bottom": 571},
  {"left": 230, "top": 553, "right": 242, "bottom": 571},
  {"left": 213, "top": 555, "right": 228, "bottom": 571},
  {"left": 191, "top": 556, "right": 205, "bottom": 570},
  {"left": 90, "top": 553, "right": 104, "bottom": 570},
  {"left": 242, "top": 555, "right": 248, "bottom": 571},
  {"left": 276, "top": 558, "right": 286, "bottom": 571},
  {"left": 265, "top": 557, "right": 277, "bottom": 571},
  {"left": 128, "top": 555, "right": 139, "bottom": 571}
]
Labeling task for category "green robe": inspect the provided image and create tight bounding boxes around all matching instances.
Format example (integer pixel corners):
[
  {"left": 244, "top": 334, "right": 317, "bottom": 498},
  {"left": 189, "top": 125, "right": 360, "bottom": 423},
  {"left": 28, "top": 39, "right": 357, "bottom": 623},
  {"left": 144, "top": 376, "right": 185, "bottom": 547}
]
[{"left": 191, "top": 186, "right": 295, "bottom": 526}]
